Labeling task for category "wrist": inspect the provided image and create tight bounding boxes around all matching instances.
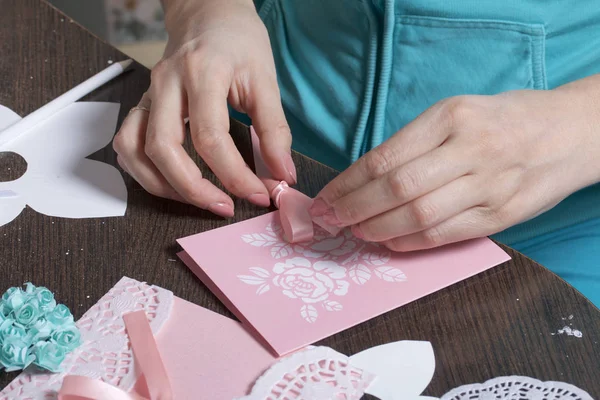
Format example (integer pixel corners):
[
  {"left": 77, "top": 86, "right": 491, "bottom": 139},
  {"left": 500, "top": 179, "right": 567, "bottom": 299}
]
[
  {"left": 161, "top": 0, "right": 256, "bottom": 33},
  {"left": 553, "top": 74, "right": 600, "bottom": 188}
]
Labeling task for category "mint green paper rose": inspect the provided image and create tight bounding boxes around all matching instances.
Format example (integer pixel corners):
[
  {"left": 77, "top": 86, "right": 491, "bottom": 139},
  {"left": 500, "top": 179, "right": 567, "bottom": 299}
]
[
  {"left": 0, "top": 319, "right": 27, "bottom": 343},
  {"left": 46, "top": 304, "right": 74, "bottom": 326},
  {"left": 28, "top": 317, "right": 54, "bottom": 342},
  {"left": 32, "top": 341, "right": 66, "bottom": 373},
  {"left": 1, "top": 287, "right": 27, "bottom": 316},
  {"left": 51, "top": 325, "right": 81, "bottom": 351},
  {"left": 24, "top": 283, "right": 36, "bottom": 295},
  {"left": 34, "top": 287, "right": 56, "bottom": 313},
  {"left": 0, "top": 338, "right": 35, "bottom": 372},
  {"left": 14, "top": 298, "right": 41, "bottom": 327},
  {"left": 0, "top": 303, "right": 11, "bottom": 318}
]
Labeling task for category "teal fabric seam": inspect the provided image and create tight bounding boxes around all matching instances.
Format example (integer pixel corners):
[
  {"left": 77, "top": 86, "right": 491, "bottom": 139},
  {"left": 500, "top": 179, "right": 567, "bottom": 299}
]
[
  {"left": 368, "top": 0, "right": 396, "bottom": 152},
  {"left": 532, "top": 29, "right": 548, "bottom": 90},
  {"left": 257, "top": 0, "right": 276, "bottom": 19},
  {"left": 350, "top": 1, "right": 380, "bottom": 162},
  {"left": 395, "top": 16, "right": 546, "bottom": 34}
]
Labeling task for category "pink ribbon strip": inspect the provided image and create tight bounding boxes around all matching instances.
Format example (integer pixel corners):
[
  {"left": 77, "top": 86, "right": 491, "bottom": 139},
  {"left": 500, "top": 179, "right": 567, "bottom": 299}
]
[
  {"left": 58, "top": 310, "right": 173, "bottom": 400},
  {"left": 250, "top": 127, "right": 340, "bottom": 243}
]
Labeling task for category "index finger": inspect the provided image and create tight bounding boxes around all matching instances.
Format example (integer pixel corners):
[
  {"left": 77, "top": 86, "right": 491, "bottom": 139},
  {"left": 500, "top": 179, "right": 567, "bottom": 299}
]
[
  {"left": 145, "top": 73, "right": 235, "bottom": 216},
  {"left": 309, "top": 102, "right": 450, "bottom": 216},
  {"left": 186, "top": 65, "right": 271, "bottom": 207}
]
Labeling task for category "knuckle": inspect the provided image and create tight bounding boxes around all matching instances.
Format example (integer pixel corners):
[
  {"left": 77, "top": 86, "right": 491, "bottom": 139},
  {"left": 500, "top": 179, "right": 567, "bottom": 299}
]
[
  {"left": 112, "top": 132, "right": 127, "bottom": 154},
  {"left": 144, "top": 138, "right": 167, "bottom": 160},
  {"left": 409, "top": 200, "right": 438, "bottom": 229},
  {"left": 150, "top": 60, "right": 169, "bottom": 83},
  {"left": 439, "top": 96, "right": 476, "bottom": 130},
  {"left": 387, "top": 169, "right": 419, "bottom": 201},
  {"left": 365, "top": 143, "right": 397, "bottom": 178},
  {"left": 193, "top": 127, "right": 224, "bottom": 152},
  {"left": 422, "top": 226, "right": 445, "bottom": 248}
]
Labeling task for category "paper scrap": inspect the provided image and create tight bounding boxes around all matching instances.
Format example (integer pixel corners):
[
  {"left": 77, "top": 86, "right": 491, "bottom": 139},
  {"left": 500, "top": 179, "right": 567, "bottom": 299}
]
[
  {"left": 0, "top": 103, "right": 127, "bottom": 226},
  {"left": 349, "top": 341, "right": 436, "bottom": 399}
]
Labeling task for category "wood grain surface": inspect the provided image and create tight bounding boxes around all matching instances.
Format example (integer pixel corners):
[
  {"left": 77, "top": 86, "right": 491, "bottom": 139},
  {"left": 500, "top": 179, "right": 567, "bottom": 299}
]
[{"left": 1, "top": 0, "right": 599, "bottom": 397}]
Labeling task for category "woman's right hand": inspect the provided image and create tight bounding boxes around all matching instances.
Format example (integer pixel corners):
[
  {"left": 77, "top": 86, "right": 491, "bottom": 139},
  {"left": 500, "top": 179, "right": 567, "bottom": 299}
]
[{"left": 113, "top": 0, "right": 295, "bottom": 217}]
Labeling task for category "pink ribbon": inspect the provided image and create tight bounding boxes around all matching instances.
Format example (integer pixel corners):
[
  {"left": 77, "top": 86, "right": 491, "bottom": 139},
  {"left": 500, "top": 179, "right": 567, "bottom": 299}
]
[
  {"left": 250, "top": 127, "right": 340, "bottom": 243},
  {"left": 58, "top": 311, "right": 173, "bottom": 400}
]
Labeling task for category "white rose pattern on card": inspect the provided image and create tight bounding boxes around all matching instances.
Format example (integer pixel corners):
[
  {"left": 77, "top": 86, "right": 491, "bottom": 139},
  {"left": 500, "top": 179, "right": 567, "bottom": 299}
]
[{"left": 238, "top": 222, "right": 407, "bottom": 323}]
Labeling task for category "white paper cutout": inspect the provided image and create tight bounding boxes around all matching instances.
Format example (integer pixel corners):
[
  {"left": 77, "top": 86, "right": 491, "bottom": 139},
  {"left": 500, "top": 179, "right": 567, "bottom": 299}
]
[
  {"left": 0, "top": 277, "right": 173, "bottom": 399},
  {"left": 235, "top": 346, "right": 376, "bottom": 400},
  {"left": 238, "top": 222, "right": 406, "bottom": 323},
  {"left": 349, "top": 341, "right": 436, "bottom": 400},
  {"left": 440, "top": 376, "right": 594, "bottom": 400},
  {"left": 0, "top": 102, "right": 127, "bottom": 226}
]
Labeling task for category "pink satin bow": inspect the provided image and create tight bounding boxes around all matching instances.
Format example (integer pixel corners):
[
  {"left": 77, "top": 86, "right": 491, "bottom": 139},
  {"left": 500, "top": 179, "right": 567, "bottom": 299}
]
[
  {"left": 58, "top": 311, "right": 173, "bottom": 400},
  {"left": 250, "top": 127, "right": 340, "bottom": 243}
]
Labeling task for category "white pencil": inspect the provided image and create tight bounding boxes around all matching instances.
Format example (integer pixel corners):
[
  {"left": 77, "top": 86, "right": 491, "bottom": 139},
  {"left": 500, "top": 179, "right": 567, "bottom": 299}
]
[{"left": 0, "top": 59, "right": 133, "bottom": 149}]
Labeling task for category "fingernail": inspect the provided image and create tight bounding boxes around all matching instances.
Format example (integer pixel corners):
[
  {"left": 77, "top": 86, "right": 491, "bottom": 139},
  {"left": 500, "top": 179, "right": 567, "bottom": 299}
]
[
  {"left": 322, "top": 208, "right": 341, "bottom": 226},
  {"left": 247, "top": 193, "right": 271, "bottom": 207},
  {"left": 309, "top": 198, "right": 329, "bottom": 217},
  {"left": 351, "top": 225, "right": 364, "bottom": 240},
  {"left": 284, "top": 154, "right": 297, "bottom": 184},
  {"left": 207, "top": 202, "right": 234, "bottom": 218}
]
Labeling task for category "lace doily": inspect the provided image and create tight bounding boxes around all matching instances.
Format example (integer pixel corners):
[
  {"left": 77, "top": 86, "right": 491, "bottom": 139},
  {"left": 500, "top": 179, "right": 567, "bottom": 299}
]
[
  {"left": 236, "top": 346, "right": 375, "bottom": 400},
  {"left": 441, "top": 376, "right": 594, "bottom": 400},
  {"left": 0, "top": 277, "right": 173, "bottom": 400}
]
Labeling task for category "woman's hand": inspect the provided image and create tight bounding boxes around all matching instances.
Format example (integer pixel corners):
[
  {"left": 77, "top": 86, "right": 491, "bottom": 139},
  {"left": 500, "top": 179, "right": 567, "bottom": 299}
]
[
  {"left": 113, "top": 0, "right": 295, "bottom": 217},
  {"left": 310, "top": 77, "right": 600, "bottom": 251}
]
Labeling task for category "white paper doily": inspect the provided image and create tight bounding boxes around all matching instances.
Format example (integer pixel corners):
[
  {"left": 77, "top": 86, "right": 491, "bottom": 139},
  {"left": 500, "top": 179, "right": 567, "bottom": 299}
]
[{"left": 440, "top": 376, "right": 594, "bottom": 400}]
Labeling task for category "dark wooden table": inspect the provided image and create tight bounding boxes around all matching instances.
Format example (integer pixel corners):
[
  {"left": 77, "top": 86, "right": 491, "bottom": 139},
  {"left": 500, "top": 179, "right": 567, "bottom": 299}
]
[{"left": 1, "top": 0, "right": 599, "bottom": 398}]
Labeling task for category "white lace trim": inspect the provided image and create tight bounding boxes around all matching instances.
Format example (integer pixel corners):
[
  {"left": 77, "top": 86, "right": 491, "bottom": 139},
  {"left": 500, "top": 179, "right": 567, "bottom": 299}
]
[
  {"left": 440, "top": 376, "right": 594, "bottom": 400},
  {"left": 236, "top": 346, "right": 375, "bottom": 400},
  {"left": 0, "top": 277, "right": 173, "bottom": 400}
]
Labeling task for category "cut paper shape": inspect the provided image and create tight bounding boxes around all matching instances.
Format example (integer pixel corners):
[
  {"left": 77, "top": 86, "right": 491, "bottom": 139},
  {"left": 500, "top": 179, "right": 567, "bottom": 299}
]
[
  {"left": 177, "top": 213, "right": 510, "bottom": 355},
  {"left": 440, "top": 376, "right": 594, "bottom": 400},
  {"left": 236, "top": 346, "right": 375, "bottom": 400},
  {"left": 0, "top": 102, "right": 127, "bottom": 226},
  {"left": 349, "top": 341, "right": 435, "bottom": 400}
]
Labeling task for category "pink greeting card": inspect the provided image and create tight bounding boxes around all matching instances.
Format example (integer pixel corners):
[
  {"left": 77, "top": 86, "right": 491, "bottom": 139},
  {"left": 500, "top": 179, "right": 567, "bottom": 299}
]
[{"left": 177, "top": 213, "right": 510, "bottom": 356}]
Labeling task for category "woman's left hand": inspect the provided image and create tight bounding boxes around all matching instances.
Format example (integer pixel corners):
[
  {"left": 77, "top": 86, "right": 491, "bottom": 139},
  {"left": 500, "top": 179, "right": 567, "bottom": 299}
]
[{"left": 309, "top": 82, "right": 600, "bottom": 251}]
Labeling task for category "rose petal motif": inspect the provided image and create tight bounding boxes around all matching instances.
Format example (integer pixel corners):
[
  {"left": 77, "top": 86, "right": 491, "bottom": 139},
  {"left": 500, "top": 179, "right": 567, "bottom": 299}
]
[
  {"left": 0, "top": 320, "right": 27, "bottom": 343},
  {"left": 313, "top": 261, "right": 347, "bottom": 280},
  {"left": 0, "top": 338, "right": 35, "bottom": 372},
  {"left": 32, "top": 341, "right": 67, "bottom": 373},
  {"left": 46, "top": 304, "right": 74, "bottom": 326},
  {"left": 272, "top": 257, "right": 312, "bottom": 274},
  {"left": 2, "top": 288, "right": 27, "bottom": 315},
  {"left": 14, "top": 299, "right": 41, "bottom": 327},
  {"left": 34, "top": 287, "right": 56, "bottom": 313},
  {"left": 333, "top": 280, "right": 350, "bottom": 296},
  {"left": 28, "top": 317, "right": 54, "bottom": 342},
  {"left": 51, "top": 325, "right": 81, "bottom": 352}
]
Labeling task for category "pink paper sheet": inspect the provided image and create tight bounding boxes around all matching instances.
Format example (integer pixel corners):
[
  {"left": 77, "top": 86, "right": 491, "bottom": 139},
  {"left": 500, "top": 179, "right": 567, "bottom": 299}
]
[
  {"left": 177, "top": 213, "right": 510, "bottom": 355},
  {"left": 156, "top": 297, "right": 276, "bottom": 399}
]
